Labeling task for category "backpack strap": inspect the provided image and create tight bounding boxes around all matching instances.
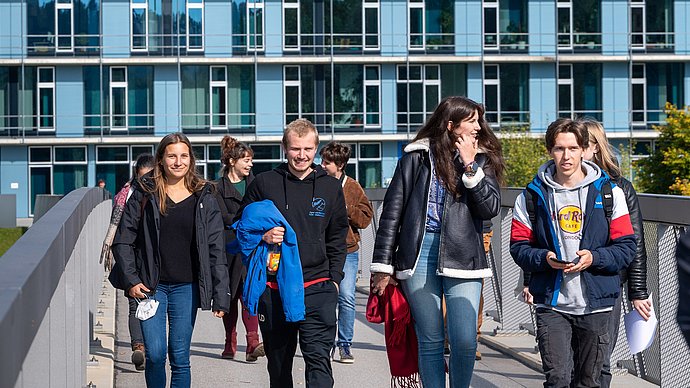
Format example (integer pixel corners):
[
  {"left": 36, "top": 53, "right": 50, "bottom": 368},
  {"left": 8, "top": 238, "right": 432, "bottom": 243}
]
[
  {"left": 601, "top": 181, "right": 613, "bottom": 224},
  {"left": 524, "top": 189, "right": 538, "bottom": 227}
]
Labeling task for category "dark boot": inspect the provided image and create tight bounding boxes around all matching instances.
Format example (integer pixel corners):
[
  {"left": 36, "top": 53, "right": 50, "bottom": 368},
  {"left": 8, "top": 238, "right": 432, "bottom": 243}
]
[
  {"left": 222, "top": 332, "right": 237, "bottom": 359},
  {"left": 245, "top": 331, "right": 265, "bottom": 362},
  {"left": 131, "top": 343, "right": 146, "bottom": 371}
]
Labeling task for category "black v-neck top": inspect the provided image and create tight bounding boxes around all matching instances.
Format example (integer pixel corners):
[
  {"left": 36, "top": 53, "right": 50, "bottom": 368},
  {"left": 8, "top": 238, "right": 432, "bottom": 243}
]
[{"left": 159, "top": 194, "right": 199, "bottom": 283}]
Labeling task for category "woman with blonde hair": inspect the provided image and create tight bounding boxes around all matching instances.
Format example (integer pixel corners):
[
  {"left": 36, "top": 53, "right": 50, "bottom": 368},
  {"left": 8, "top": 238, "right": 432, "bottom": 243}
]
[
  {"left": 112, "top": 132, "right": 230, "bottom": 388},
  {"left": 579, "top": 118, "right": 652, "bottom": 388},
  {"left": 214, "top": 136, "right": 265, "bottom": 362}
]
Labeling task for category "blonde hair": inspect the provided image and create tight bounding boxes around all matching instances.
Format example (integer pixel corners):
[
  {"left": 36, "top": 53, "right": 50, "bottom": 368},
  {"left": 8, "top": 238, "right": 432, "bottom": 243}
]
[
  {"left": 282, "top": 118, "right": 319, "bottom": 148},
  {"left": 579, "top": 119, "right": 622, "bottom": 178}
]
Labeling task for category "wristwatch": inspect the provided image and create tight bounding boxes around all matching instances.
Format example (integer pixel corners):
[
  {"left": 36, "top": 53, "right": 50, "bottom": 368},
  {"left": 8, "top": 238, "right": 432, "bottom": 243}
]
[{"left": 464, "top": 161, "right": 479, "bottom": 177}]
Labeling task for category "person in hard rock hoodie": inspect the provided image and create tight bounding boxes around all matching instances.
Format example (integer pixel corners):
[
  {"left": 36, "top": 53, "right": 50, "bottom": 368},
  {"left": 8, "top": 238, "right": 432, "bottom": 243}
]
[
  {"left": 510, "top": 118, "right": 637, "bottom": 388},
  {"left": 237, "top": 118, "right": 349, "bottom": 388}
]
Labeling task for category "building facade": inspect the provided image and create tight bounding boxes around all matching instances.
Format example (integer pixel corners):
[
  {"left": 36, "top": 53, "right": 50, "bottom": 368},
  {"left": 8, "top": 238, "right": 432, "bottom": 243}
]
[{"left": 0, "top": 0, "right": 688, "bottom": 216}]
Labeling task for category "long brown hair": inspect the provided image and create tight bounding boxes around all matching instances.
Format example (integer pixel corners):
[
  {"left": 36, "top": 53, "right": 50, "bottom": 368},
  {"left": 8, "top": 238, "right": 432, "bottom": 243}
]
[
  {"left": 579, "top": 118, "right": 622, "bottom": 178},
  {"left": 220, "top": 136, "right": 254, "bottom": 176},
  {"left": 412, "top": 96, "right": 505, "bottom": 196},
  {"left": 149, "top": 132, "right": 206, "bottom": 215}
]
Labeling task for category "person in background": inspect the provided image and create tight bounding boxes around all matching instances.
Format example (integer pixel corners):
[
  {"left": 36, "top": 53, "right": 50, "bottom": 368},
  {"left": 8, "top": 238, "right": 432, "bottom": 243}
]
[
  {"left": 579, "top": 118, "right": 652, "bottom": 388},
  {"left": 101, "top": 153, "right": 155, "bottom": 371},
  {"left": 112, "top": 133, "right": 230, "bottom": 388},
  {"left": 238, "top": 119, "right": 348, "bottom": 387},
  {"left": 319, "top": 141, "right": 374, "bottom": 364},
  {"left": 371, "top": 96, "right": 504, "bottom": 388},
  {"left": 214, "top": 135, "right": 265, "bottom": 362}
]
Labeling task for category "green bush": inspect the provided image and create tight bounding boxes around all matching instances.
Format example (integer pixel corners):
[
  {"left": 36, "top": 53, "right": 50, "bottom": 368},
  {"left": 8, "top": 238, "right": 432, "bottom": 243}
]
[{"left": 0, "top": 228, "right": 27, "bottom": 258}]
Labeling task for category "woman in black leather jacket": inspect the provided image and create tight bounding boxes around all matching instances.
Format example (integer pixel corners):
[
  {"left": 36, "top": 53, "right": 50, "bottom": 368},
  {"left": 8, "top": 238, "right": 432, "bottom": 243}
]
[
  {"left": 581, "top": 119, "right": 651, "bottom": 388},
  {"left": 370, "top": 96, "right": 504, "bottom": 388}
]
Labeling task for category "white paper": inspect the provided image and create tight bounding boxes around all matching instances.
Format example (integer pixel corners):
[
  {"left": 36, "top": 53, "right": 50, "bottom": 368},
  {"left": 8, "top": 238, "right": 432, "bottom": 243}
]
[{"left": 624, "top": 294, "right": 657, "bottom": 355}]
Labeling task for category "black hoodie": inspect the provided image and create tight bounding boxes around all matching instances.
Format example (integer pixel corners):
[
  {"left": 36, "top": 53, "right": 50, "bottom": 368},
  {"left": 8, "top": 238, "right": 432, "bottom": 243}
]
[{"left": 239, "top": 163, "right": 349, "bottom": 284}]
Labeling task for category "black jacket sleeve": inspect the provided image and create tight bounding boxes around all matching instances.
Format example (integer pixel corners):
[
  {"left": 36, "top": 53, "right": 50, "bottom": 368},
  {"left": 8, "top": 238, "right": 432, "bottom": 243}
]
[
  {"left": 462, "top": 154, "right": 501, "bottom": 221},
  {"left": 618, "top": 177, "right": 649, "bottom": 301},
  {"left": 205, "top": 195, "right": 231, "bottom": 312},
  {"left": 326, "top": 187, "right": 349, "bottom": 284},
  {"left": 677, "top": 228, "right": 690, "bottom": 347},
  {"left": 112, "top": 188, "right": 146, "bottom": 290}
]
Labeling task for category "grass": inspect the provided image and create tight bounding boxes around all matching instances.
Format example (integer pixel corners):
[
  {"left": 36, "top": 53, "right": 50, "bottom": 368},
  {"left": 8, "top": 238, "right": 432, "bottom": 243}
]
[{"left": 0, "top": 227, "right": 27, "bottom": 258}]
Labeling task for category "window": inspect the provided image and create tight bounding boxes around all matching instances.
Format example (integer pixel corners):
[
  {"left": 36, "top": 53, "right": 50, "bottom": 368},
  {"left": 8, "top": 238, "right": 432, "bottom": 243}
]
[
  {"left": 364, "top": 66, "right": 381, "bottom": 127},
  {"left": 0, "top": 67, "right": 20, "bottom": 133},
  {"left": 110, "top": 67, "right": 127, "bottom": 130},
  {"left": 557, "top": 64, "right": 602, "bottom": 120},
  {"left": 210, "top": 66, "right": 227, "bottom": 129},
  {"left": 192, "top": 144, "right": 222, "bottom": 179},
  {"left": 284, "top": 66, "right": 302, "bottom": 123},
  {"left": 27, "top": 0, "right": 100, "bottom": 55},
  {"left": 250, "top": 144, "right": 283, "bottom": 175},
  {"left": 557, "top": 0, "right": 600, "bottom": 52},
  {"left": 29, "top": 146, "right": 87, "bottom": 215},
  {"left": 483, "top": 64, "right": 529, "bottom": 128},
  {"left": 186, "top": 0, "right": 204, "bottom": 51},
  {"left": 37, "top": 67, "right": 55, "bottom": 131},
  {"left": 96, "top": 146, "right": 146, "bottom": 193},
  {"left": 357, "top": 143, "right": 382, "bottom": 188},
  {"left": 56, "top": 0, "right": 74, "bottom": 52},
  {"left": 131, "top": 0, "right": 148, "bottom": 51},
  {"left": 283, "top": 0, "right": 379, "bottom": 52},
  {"left": 397, "top": 65, "right": 440, "bottom": 131},
  {"left": 408, "top": 0, "right": 454, "bottom": 52},
  {"left": 483, "top": 0, "right": 528, "bottom": 52},
  {"left": 632, "top": 63, "right": 684, "bottom": 126},
  {"left": 247, "top": 0, "right": 265, "bottom": 51},
  {"left": 631, "top": 0, "right": 673, "bottom": 51}
]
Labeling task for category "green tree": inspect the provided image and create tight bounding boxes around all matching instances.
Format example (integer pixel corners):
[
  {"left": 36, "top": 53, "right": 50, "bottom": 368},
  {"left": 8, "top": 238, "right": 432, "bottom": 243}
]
[
  {"left": 635, "top": 103, "right": 690, "bottom": 195},
  {"left": 501, "top": 127, "right": 549, "bottom": 188}
]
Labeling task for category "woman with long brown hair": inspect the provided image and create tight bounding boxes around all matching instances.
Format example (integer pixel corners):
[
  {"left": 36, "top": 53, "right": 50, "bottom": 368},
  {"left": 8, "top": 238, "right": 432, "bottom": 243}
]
[
  {"left": 214, "top": 136, "right": 265, "bottom": 362},
  {"left": 370, "top": 96, "right": 504, "bottom": 387},
  {"left": 112, "top": 133, "right": 230, "bottom": 388}
]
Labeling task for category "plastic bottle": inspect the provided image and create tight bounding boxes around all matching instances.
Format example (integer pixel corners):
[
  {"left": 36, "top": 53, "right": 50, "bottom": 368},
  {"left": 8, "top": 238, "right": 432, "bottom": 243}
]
[{"left": 267, "top": 243, "right": 281, "bottom": 275}]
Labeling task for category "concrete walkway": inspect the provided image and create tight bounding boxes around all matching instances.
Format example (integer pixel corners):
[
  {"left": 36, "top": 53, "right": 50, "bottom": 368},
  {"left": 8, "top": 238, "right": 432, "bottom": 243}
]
[{"left": 113, "top": 287, "right": 657, "bottom": 387}]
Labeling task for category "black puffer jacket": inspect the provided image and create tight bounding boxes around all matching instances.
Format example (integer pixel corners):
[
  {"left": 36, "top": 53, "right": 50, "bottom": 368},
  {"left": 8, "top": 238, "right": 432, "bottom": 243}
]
[
  {"left": 111, "top": 174, "right": 230, "bottom": 312},
  {"left": 613, "top": 175, "right": 649, "bottom": 301},
  {"left": 371, "top": 139, "right": 500, "bottom": 279}
]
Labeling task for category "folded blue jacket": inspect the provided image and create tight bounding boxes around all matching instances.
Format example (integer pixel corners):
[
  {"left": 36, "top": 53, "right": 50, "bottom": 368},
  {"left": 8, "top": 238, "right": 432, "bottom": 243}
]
[{"left": 228, "top": 199, "right": 305, "bottom": 322}]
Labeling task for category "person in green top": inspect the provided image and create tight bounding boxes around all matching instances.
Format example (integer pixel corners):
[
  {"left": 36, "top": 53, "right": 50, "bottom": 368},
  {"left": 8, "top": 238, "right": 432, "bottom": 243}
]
[{"left": 214, "top": 136, "right": 265, "bottom": 362}]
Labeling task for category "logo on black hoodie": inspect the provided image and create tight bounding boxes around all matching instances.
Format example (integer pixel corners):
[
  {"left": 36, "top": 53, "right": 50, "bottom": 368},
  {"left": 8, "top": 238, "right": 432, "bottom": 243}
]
[{"left": 310, "top": 197, "right": 326, "bottom": 217}]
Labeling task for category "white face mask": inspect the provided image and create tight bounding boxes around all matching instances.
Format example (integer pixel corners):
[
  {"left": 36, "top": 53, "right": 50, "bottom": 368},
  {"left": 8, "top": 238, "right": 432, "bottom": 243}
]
[{"left": 135, "top": 295, "right": 160, "bottom": 321}]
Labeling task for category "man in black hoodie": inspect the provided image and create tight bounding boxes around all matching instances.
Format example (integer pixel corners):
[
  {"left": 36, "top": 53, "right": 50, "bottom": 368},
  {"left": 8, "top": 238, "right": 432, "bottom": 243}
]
[{"left": 239, "top": 118, "right": 348, "bottom": 388}]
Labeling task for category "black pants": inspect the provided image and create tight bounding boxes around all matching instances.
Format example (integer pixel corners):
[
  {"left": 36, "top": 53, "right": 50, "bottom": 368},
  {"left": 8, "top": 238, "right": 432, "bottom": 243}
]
[
  {"left": 535, "top": 308, "right": 611, "bottom": 388},
  {"left": 128, "top": 295, "right": 145, "bottom": 347},
  {"left": 258, "top": 281, "right": 338, "bottom": 388},
  {"left": 599, "top": 292, "right": 622, "bottom": 388}
]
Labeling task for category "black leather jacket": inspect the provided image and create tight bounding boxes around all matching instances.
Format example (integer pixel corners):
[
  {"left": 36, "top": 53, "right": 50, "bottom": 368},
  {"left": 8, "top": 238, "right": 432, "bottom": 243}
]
[
  {"left": 522, "top": 175, "right": 649, "bottom": 301},
  {"left": 613, "top": 175, "right": 649, "bottom": 301},
  {"left": 371, "top": 139, "right": 500, "bottom": 279}
]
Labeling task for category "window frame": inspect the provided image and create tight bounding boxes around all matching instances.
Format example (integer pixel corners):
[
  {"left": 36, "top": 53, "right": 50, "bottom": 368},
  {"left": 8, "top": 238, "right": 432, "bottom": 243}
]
[
  {"left": 557, "top": 64, "right": 575, "bottom": 118},
  {"left": 55, "top": 0, "right": 75, "bottom": 53},
  {"left": 247, "top": 0, "right": 265, "bottom": 51},
  {"left": 210, "top": 65, "right": 228, "bottom": 130},
  {"left": 131, "top": 0, "right": 149, "bottom": 52},
  {"left": 186, "top": 0, "right": 205, "bottom": 51},
  {"left": 483, "top": 64, "right": 500, "bottom": 127},
  {"left": 631, "top": 63, "right": 647, "bottom": 125},
  {"left": 110, "top": 66, "right": 128, "bottom": 131},
  {"left": 37, "top": 67, "right": 56, "bottom": 132},
  {"left": 363, "top": 65, "right": 381, "bottom": 128},
  {"left": 396, "top": 64, "right": 441, "bottom": 131},
  {"left": 408, "top": 0, "right": 425, "bottom": 51},
  {"left": 557, "top": 1, "right": 573, "bottom": 50},
  {"left": 482, "top": 0, "right": 498, "bottom": 50},
  {"left": 363, "top": 0, "right": 380, "bottom": 50},
  {"left": 282, "top": 0, "right": 300, "bottom": 51},
  {"left": 284, "top": 65, "right": 302, "bottom": 125}
]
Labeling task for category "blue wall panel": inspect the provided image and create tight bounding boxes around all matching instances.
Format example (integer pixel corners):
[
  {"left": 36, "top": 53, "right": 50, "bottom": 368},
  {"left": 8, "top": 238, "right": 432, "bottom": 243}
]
[
  {"left": 56, "top": 67, "right": 84, "bottom": 138},
  {"left": 264, "top": 0, "right": 283, "bottom": 56},
  {"left": 153, "top": 65, "right": 180, "bottom": 135},
  {"left": 255, "top": 64, "right": 283, "bottom": 135},
  {"left": 602, "top": 0, "right": 628, "bottom": 55},
  {"left": 102, "top": 0, "right": 131, "bottom": 58},
  {"left": 528, "top": 0, "right": 556, "bottom": 56},
  {"left": 205, "top": 0, "right": 233, "bottom": 57},
  {"left": 602, "top": 63, "right": 629, "bottom": 132},
  {"left": 380, "top": 0, "right": 407, "bottom": 56},
  {"left": 454, "top": 0, "right": 481, "bottom": 56},
  {"left": 466, "top": 63, "right": 483, "bottom": 103},
  {"left": 0, "top": 1, "right": 24, "bottom": 58},
  {"left": 381, "top": 64, "right": 396, "bottom": 134},
  {"left": 1, "top": 146, "right": 29, "bottom": 217},
  {"left": 381, "top": 141, "right": 400, "bottom": 188},
  {"left": 529, "top": 63, "right": 556, "bottom": 132},
  {"left": 676, "top": 0, "right": 690, "bottom": 54}
]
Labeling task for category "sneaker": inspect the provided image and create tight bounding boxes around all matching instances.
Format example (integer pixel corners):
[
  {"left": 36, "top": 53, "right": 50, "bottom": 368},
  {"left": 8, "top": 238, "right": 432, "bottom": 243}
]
[
  {"left": 475, "top": 350, "right": 482, "bottom": 361},
  {"left": 131, "top": 343, "right": 146, "bottom": 371},
  {"left": 337, "top": 346, "right": 355, "bottom": 364}
]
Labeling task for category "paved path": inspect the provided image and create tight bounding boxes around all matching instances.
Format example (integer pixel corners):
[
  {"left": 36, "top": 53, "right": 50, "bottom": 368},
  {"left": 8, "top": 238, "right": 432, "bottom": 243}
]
[{"left": 114, "top": 288, "right": 547, "bottom": 387}]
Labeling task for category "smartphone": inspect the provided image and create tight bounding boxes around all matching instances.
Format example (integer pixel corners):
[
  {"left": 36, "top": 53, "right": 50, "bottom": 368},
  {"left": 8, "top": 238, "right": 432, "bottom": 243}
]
[{"left": 549, "top": 256, "right": 580, "bottom": 265}]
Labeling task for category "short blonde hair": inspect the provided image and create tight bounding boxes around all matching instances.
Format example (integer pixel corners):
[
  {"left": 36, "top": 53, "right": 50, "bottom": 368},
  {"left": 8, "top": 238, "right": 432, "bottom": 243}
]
[{"left": 282, "top": 118, "right": 319, "bottom": 148}]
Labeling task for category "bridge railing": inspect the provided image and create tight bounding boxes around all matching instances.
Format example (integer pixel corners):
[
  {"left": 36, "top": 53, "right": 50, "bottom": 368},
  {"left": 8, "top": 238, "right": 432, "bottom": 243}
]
[
  {"left": 359, "top": 188, "right": 690, "bottom": 387},
  {"left": 0, "top": 188, "right": 110, "bottom": 388}
]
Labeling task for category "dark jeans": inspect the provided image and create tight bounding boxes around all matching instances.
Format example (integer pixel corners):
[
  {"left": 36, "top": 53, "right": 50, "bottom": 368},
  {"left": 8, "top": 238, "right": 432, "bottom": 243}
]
[
  {"left": 535, "top": 308, "right": 611, "bottom": 388},
  {"left": 258, "top": 280, "right": 338, "bottom": 388},
  {"left": 599, "top": 292, "right": 623, "bottom": 388},
  {"left": 128, "top": 295, "right": 145, "bottom": 347}
]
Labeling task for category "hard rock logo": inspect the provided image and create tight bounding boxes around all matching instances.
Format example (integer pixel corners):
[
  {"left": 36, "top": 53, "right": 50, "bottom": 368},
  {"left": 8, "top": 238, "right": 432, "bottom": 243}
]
[{"left": 558, "top": 205, "right": 583, "bottom": 234}]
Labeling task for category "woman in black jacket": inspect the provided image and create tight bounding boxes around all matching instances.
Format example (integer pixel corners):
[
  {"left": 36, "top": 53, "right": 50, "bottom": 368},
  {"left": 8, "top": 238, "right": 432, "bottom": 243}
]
[
  {"left": 214, "top": 136, "right": 264, "bottom": 362},
  {"left": 112, "top": 133, "right": 229, "bottom": 388},
  {"left": 370, "top": 96, "right": 504, "bottom": 388},
  {"left": 580, "top": 119, "right": 651, "bottom": 388}
]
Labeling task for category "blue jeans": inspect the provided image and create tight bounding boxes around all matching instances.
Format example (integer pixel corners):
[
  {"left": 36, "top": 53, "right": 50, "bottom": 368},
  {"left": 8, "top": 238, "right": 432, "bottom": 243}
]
[
  {"left": 140, "top": 282, "right": 200, "bottom": 388},
  {"left": 401, "top": 232, "right": 482, "bottom": 388},
  {"left": 337, "top": 251, "right": 359, "bottom": 347}
]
